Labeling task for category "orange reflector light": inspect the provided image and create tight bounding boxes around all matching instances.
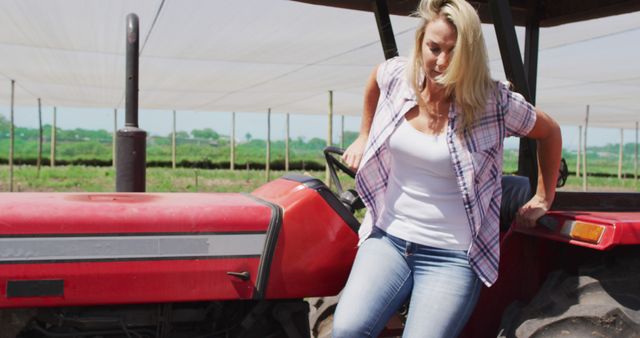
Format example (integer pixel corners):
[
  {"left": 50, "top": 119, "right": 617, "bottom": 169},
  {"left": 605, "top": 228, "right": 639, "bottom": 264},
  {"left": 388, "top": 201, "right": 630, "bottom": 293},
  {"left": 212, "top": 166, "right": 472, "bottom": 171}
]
[{"left": 562, "top": 221, "right": 605, "bottom": 244}]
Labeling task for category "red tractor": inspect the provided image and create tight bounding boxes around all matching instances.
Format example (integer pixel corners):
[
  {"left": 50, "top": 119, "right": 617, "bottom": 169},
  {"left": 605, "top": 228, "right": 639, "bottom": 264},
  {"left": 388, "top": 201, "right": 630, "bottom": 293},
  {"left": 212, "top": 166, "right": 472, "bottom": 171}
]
[
  {"left": 0, "top": 154, "right": 362, "bottom": 337},
  {"left": 2, "top": 1, "right": 640, "bottom": 337},
  {"left": 2, "top": 146, "right": 639, "bottom": 337}
]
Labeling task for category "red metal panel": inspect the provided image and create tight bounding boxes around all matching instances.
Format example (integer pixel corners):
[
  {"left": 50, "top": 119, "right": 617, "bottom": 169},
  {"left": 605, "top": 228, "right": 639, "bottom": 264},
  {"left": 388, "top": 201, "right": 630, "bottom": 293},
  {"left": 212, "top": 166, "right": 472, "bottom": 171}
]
[
  {"left": 253, "top": 178, "right": 359, "bottom": 298},
  {"left": 565, "top": 211, "right": 640, "bottom": 246},
  {"left": 461, "top": 210, "right": 640, "bottom": 337},
  {"left": 514, "top": 211, "right": 640, "bottom": 250},
  {"left": 460, "top": 230, "right": 556, "bottom": 337},
  {"left": 0, "top": 179, "right": 360, "bottom": 306},
  {"left": 0, "top": 192, "right": 274, "bottom": 308},
  {"left": 0, "top": 193, "right": 271, "bottom": 234},
  {"left": 0, "top": 258, "right": 259, "bottom": 308}
]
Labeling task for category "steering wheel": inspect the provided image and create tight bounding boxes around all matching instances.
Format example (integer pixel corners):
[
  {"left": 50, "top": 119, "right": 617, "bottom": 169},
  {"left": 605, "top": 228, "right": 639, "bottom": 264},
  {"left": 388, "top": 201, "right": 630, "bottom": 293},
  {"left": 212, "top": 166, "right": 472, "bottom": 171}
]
[
  {"left": 557, "top": 158, "right": 568, "bottom": 188},
  {"left": 323, "top": 147, "right": 364, "bottom": 213}
]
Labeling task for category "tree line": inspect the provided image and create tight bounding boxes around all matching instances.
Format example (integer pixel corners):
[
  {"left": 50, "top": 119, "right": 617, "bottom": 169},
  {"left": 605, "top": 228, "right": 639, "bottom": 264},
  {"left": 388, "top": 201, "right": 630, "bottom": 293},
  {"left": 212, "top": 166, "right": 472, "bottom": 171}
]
[
  {"left": 2, "top": 115, "right": 637, "bottom": 175},
  {"left": 0, "top": 115, "right": 358, "bottom": 169}
]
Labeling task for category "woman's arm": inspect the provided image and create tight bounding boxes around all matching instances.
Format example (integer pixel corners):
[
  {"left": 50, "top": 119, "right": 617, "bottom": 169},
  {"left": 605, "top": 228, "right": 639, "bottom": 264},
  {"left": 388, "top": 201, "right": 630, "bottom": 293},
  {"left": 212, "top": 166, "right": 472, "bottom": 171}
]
[
  {"left": 342, "top": 65, "right": 380, "bottom": 170},
  {"left": 515, "top": 108, "right": 563, "bottom": 228}
]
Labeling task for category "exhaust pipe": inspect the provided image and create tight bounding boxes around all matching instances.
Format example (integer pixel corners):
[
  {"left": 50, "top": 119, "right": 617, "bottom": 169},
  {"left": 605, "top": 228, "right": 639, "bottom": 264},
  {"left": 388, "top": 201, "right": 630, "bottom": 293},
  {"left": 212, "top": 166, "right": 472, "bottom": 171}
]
[{"left": 116, "top": 13, "right": 147, "bottom": 192}]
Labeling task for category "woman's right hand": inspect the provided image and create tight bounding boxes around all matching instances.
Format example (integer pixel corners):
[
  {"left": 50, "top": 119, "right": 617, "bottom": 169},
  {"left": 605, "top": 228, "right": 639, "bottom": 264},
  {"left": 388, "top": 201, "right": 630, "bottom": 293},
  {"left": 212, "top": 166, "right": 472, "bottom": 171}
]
[
  {"left": 343, "top": 64, "right": 379, "bottom": 172},
  {"left": 342, "top": 134, "right": 368, "bottom": 171}
]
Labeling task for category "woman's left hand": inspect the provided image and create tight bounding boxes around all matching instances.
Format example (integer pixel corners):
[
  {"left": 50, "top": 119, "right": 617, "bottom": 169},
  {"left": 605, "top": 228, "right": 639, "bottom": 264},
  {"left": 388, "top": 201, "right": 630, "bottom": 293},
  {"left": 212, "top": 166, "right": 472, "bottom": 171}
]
[
  {"left": 515, "top": 194, "right": 551, "bottom": 228},
  {"left": 517, "top": 108, "right": 561, "bottom": 229}
]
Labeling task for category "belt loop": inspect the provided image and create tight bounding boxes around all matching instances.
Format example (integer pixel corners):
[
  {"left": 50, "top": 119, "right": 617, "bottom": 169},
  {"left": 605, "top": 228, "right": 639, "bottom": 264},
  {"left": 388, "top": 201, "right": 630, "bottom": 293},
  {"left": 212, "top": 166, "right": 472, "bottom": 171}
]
[{"left": 404, "top": 241, "right": 414, "bottom": 256}]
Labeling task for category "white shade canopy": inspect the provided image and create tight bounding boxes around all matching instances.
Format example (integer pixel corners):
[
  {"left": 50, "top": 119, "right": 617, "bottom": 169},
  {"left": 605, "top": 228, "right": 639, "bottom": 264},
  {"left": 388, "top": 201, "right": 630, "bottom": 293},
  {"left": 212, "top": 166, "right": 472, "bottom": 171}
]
[{"left": 0, "top": 0, "right": 638, "bottom": 128}]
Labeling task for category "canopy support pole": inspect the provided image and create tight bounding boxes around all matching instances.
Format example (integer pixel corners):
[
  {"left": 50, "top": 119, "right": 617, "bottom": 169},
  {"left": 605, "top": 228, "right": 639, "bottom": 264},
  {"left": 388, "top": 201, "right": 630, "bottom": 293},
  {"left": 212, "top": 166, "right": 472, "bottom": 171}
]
[
  {"left": 341, "top": 115, "right": 345, "bottom": 149},
  {"left": 113, "top": 109, "right": 117, "bottom": 168},
  {"left": 266, "top": 108, "right": 271, "bottom": 182},
  {"left": 172, "top": 110, "right": 177, "bottom": 169},
  {"left": 285, "top": 113, "right": 290, "bottom": 172},
  {"left": 635, "top": 121, "right": 638, "bottom": 185},
  {"left": 619, "top": 128, "right": 624, "bottom": 179},
  {"left": 37, "top": 98, "right": 43, "bottom": 175},
  {"left": 51, "top": 106, "right": 56, "bottom": 168},
  {"left": 576, "top": 125, "right": 582, "bottom": 177},
  {"left": 327, "top": 90, "right": 333, "bottom": 186},
  {"left": 489, "top": 0, "right": 538, "bottom": 193},
  {"left": 9, "top": 80, "right": 15, "bottom": 192},
  {"left": 524, "top": 0, "right": 539, "bottom": 104},
  {"left": 373, "top": 0, "right": 398, "bottom": 59},
  {"left": 582, "top": 105, "right": 589, "bottom": 192},
  {"left": 230, "top": 112, "right": 235, "bottom": 170}
]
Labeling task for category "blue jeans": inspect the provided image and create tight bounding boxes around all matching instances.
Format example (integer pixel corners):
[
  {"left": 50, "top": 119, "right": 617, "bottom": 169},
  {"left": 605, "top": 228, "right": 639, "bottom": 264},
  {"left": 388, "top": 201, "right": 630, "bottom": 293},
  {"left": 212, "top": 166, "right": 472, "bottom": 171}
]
[{"left": 333, "top": 228, "right": 482, "bottom": 338}]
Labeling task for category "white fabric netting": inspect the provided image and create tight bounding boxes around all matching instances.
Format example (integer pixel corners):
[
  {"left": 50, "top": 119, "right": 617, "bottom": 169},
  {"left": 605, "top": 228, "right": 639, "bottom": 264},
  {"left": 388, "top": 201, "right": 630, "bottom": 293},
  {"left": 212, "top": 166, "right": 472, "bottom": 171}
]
[{"left": 0, "top": 0, "right": 638, "bottom": 127}]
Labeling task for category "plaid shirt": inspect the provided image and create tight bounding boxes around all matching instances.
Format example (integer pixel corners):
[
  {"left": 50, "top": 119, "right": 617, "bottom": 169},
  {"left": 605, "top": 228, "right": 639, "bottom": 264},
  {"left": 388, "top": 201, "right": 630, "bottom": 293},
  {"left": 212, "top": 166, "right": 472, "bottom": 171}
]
[{"left": 356, "top": 57, "right": 536, "bottom": 286}]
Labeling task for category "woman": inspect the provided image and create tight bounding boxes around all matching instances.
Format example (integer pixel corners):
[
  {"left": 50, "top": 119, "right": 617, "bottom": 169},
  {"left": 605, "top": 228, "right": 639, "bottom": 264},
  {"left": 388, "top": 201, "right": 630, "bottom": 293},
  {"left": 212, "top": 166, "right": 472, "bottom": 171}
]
[{"left": 332, "top": 0, "right": 562, "bottom": 337}]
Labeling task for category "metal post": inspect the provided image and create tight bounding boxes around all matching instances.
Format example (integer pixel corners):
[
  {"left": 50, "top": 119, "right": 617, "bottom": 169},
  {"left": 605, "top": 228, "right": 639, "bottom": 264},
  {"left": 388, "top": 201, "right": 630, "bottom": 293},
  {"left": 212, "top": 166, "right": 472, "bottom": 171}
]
[
  {"left": 37, "top": 98, "right": 43, "bottom": 175},
  {"left": 51, "top": 106, "right": 56, "bottom": 167},
  {"left": 635, "top": 121, "right": 638, "bottom": 184},
  {"left": 576, "top": 125, "right": 582, "bottom": 177},
  {"left": 116, "top": 13, "right": 147, "bottom": 192},
  {"left": 327, "top": 90, "right": 334, "bottom": 185},
  {"left": 524, "top": 0, "right": 539, "bottom": 104},
  {"left": 341, "top": 115, "right": 345, "bottom": 150},
  {"left": 113, "top": 108, "right": 117, "bottom": 168},
  {"left": 285, "top": 113, "right": 290, "bottom": 172},
  {"left": 172, "top": 110, "right": 176, "bottom": 169},
  {"left": 230, "top": 112, "right": 235, "bottom": 170},
  {"left": 523, "top": 0, "right": 541, "bottom": 183},
  {"left": 125, "top": 15, "right": 139, "bottom": 129},
  {"left": 582, "top": 105, "right": 589, "bottom": 192},
  {"left": 490, "top": 0, "right": 532, "bottom": 101},
  {"left": 372, "top": 0, "right": 398, "bottom": 59},
  {"left": 266, "top": 108, "right": 271, "bottom": 181},
  {"left": 619, "top": 128, "right": 624, "bottom": 179},
  {"left": 9, "top": 80, "right": 15, "bottom": 192},
  {"left": 489, "top": 0, "right": 537, "bottom": 192}
]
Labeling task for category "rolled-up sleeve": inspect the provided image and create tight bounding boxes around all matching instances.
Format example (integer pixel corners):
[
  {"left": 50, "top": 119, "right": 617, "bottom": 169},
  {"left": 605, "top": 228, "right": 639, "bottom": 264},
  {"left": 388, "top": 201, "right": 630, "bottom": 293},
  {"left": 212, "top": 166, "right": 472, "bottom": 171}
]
[{"left": 501, "top": 82, "right": 537, "bottom": 137}]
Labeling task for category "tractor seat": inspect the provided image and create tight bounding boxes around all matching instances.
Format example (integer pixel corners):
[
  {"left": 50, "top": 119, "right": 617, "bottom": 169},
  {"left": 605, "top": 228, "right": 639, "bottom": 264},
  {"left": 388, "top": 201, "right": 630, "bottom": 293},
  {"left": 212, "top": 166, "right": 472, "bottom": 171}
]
[{"left": 499, "top": 175, "right": 532, "bottom": 232}]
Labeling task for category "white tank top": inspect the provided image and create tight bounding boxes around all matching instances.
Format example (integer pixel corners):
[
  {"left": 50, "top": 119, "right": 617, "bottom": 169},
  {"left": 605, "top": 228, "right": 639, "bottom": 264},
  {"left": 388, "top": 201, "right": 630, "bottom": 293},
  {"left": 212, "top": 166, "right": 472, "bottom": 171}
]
[{"left": 378, "top": 118, "right": 471, "bottom": 250}]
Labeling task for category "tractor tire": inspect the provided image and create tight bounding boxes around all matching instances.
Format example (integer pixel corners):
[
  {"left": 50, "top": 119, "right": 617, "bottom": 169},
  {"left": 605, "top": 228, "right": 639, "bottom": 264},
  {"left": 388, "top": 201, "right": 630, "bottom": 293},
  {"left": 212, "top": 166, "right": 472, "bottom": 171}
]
[
  {"left": 498, "top": 251, "right": 640, "bottom": 338},
  {"left": 308, "top": 295, "right": 405, "bottom": 338},
  {"left": 0, "top": 309, "right": 35, "bottom": 338},
  {"left": 308, "top": 296, "right": 339, "bottom": 338}
]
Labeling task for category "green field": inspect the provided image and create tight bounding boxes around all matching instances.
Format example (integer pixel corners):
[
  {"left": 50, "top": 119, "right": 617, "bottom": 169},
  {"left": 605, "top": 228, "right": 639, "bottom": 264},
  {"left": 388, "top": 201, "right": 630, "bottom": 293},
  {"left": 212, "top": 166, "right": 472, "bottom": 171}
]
[
  {"left": 0, "top": 166, "right": 275, "bottom": 193},
  {"left": 1, "top": 165, "right": 637, "bottom": 193},
  {"left": 2, "top": 115, "right": 639, "bottom": 193},
  {"left": 2, "top": 115, "right": 639, "bottom": 177}
]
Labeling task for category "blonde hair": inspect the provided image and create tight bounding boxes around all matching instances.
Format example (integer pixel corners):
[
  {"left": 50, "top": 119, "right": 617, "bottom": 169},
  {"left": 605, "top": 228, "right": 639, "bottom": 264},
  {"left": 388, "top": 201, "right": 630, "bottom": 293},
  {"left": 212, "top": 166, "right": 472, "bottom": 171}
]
[{"left": 407, "top": 0, "right": 494, "bottom": 132}]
